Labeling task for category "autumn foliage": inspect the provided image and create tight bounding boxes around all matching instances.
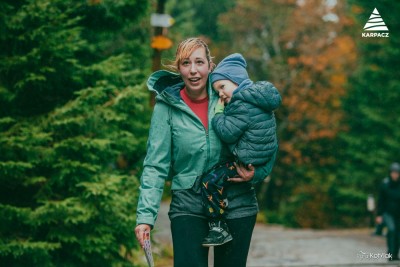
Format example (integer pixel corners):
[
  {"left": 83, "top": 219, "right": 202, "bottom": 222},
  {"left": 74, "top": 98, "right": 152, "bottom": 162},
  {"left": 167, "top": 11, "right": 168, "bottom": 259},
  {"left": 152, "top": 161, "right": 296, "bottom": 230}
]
[
  {"left": 207, "top": 0, "right": 358, "bottom": 227},
  {"left": 167, "top": 0, "right": 389, "bottom": 228}
]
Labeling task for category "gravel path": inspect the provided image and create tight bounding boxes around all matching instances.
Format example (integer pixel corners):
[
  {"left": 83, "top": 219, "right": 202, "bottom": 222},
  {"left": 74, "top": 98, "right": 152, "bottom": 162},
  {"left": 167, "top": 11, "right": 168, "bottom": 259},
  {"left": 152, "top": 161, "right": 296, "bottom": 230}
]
[{"left": 152, "top": 202, "right": 399, "bottom": 267}]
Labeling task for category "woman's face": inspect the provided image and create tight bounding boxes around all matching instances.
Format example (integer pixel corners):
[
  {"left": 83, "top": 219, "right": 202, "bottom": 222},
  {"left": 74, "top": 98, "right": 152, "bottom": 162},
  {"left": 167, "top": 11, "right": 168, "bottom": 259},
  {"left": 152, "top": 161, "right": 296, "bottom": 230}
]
[{"left": 179, "top": 47, "right": 210, "bottom": 97}]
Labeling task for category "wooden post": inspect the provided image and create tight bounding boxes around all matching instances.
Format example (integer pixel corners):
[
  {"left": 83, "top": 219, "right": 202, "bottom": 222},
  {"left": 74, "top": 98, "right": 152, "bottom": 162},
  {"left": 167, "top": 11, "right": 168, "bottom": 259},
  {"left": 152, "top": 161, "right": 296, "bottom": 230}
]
[{"left": 150, "top": 0, "right": 167, "bottom": 106}]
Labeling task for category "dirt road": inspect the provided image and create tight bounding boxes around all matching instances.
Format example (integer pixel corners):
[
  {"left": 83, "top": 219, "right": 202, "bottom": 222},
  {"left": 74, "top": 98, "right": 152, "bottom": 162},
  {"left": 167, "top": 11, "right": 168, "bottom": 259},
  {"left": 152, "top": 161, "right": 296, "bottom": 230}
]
[{"left": 151, "top": 202, "right": 397, "bottom": 267}]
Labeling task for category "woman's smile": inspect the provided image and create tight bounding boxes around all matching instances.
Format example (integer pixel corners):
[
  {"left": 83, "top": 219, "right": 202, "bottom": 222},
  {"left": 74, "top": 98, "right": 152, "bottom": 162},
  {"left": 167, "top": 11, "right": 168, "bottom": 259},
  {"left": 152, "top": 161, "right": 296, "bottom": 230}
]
[{"left": 188, "top": 77, "right": 202, "bottom": 85}]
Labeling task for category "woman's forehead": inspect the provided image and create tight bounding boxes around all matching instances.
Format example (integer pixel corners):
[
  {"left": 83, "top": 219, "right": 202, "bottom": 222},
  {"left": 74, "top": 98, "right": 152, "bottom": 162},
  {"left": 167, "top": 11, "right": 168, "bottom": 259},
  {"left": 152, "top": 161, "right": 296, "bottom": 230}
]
[{"left": 179, "top": 46, "right": 206, "bottom": 60}]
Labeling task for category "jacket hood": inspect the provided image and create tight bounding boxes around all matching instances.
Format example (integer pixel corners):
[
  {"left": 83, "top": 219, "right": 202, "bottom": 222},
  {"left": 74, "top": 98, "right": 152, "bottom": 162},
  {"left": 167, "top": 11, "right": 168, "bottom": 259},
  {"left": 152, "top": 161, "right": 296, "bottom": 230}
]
[
  {"left": 232, "top": 81, "right": 281, "bottom": 112},
  {"left": 146, "top": 70, "right": 185, "bottom": 106},
  {"left": 147, "top": 70, "right": 183, "bottom": 94}
]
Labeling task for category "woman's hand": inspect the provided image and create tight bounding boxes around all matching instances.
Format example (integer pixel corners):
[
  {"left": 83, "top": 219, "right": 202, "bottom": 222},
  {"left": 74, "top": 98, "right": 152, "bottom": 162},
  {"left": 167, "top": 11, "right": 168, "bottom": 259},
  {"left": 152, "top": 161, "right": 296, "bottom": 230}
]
[
  {"left": 135, "top": 224, "right": 151, "bottom": 248},
  {"left": 228, "top": 163, "right": 255, "bottom": 183}
]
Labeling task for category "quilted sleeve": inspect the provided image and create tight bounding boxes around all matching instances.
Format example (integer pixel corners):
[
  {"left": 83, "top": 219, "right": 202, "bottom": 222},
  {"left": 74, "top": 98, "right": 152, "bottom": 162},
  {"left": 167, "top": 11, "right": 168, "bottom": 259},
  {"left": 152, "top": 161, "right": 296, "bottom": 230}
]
[{"left": 212, "top": 101, "right": 249, "bottom": 144}]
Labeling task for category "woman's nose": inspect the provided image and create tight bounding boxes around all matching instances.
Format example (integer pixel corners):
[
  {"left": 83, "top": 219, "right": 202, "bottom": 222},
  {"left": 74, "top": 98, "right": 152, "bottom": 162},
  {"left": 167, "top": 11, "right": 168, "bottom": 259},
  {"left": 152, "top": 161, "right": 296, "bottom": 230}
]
[{"left": 190, "top": 63, "right": 197, "bottom": 74}]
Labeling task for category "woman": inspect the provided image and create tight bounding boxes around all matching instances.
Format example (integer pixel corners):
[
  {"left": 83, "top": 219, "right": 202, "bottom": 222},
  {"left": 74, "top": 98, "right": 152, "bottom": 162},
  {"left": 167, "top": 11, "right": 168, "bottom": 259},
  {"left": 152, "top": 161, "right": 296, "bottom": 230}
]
[{"left": 135, "top": 38, "right": 276, "bottom": 267}]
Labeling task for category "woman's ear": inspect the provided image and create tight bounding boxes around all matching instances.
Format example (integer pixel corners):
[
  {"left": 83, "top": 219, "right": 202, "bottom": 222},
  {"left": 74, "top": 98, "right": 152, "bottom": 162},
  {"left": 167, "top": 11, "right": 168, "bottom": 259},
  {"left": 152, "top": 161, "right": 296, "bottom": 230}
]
[{"left": 209, "top": 61, "right": 216, "bottom": 72}]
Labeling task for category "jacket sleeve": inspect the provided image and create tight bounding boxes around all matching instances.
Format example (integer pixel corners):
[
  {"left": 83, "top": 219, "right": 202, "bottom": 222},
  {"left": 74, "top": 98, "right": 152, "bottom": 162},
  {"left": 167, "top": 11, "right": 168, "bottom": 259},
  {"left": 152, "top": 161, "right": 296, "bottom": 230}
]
[
  {"left": 251, "top": 148, "right": 277, "bottom": 184},
  {"left": 136, "top": 102, "right": 171, "bottom": 227},
  {"left": 212, "top": 102, "right": 249, "bottom": 144},
  {"left": 263, "top": 82, "right": 282, "bottom": 111},
  {"left": 377, "top": 182, "right": 386, "bottom": 216}
]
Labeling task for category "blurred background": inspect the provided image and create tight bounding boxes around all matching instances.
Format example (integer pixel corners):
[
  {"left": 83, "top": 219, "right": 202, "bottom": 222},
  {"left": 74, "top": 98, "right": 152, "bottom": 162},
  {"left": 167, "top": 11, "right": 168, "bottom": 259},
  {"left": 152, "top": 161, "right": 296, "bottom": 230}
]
[{"left": 0, "top": 0, "right": 399, "bottom": 266}]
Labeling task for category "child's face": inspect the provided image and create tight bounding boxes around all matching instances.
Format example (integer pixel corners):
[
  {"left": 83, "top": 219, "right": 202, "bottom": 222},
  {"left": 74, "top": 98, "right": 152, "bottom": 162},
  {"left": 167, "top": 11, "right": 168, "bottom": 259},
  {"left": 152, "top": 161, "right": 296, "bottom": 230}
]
[{"left": 213, "top": 80, "right": 238, "bottom": 104}]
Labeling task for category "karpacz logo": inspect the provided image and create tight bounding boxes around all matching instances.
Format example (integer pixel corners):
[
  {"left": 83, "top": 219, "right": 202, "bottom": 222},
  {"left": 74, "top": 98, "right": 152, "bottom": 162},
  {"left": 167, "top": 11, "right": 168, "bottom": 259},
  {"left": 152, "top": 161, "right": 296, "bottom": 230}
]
[
  {"left": 362, "top": 32, "right": 389, "bottom": 38},
  {"left": 362, "top": 8, "right": 389, "bottom": 38}
]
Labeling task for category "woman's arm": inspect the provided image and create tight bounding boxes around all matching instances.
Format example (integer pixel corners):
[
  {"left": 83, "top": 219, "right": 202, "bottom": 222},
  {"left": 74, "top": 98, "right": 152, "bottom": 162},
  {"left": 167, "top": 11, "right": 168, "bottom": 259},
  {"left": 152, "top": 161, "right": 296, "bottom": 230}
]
[
  {"left": 136, "top": 102, "right": 171, "bottom": 227},
  {"left": 228, "top": 149, "right": 277, "bottom": 184}
]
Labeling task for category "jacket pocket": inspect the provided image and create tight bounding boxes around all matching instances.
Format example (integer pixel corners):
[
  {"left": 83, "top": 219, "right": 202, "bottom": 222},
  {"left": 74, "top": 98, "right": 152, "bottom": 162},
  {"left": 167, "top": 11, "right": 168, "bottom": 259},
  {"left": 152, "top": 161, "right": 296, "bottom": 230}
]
[{"left": 170, "top": 187, "right": 204, "bottom": 215}]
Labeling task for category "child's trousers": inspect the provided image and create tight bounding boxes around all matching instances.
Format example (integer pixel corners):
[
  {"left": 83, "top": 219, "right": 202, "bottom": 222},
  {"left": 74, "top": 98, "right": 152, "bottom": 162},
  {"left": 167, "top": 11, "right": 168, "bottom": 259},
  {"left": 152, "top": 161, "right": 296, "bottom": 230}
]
[{"left": 201, "top": 162, "right": 238, "bottom": 219}]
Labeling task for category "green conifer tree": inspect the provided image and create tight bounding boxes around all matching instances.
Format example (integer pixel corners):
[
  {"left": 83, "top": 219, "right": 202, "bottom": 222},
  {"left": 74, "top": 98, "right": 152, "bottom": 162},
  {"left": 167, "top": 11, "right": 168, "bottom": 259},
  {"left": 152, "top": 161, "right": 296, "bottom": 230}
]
[
  {"left": 0, "top": 0, "right": 151, "bottom": 265},
  {"left": 337, "top": 0, "right": 400, "bottom": 225}
]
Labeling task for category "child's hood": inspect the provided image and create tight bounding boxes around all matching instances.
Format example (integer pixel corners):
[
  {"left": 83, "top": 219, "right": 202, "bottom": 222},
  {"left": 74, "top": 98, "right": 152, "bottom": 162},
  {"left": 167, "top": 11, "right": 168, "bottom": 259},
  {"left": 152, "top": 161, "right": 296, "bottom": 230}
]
[{"left": 233, "top": 81, "right": 282, "bottom": 112}]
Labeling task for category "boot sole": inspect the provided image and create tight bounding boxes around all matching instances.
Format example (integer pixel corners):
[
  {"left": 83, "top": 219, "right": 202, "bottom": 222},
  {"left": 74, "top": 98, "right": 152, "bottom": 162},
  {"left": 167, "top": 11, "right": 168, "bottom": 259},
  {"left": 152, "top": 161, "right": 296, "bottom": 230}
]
[{"left": 202, "top": 236, "right": 233, "bottom": 247}]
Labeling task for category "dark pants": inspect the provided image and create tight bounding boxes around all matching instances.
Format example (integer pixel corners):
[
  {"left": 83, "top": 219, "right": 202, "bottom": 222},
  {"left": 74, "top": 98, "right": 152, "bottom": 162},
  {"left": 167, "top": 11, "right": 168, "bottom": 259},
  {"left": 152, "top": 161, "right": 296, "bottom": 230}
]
[
  {"left": 201, "top": 162, "right": 238, "bottom": 219},
  {"left": 170, "top": 215, "right": 256, "bottom": 267},
  {"left": 384, "top": 213, "right": 400, "bottom": 259}
]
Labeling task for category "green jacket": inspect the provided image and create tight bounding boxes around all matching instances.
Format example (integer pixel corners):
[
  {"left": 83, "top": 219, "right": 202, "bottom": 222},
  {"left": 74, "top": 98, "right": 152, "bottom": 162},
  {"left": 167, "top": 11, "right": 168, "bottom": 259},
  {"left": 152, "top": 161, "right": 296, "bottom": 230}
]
[{"left": 136, "top": 70, "right": 277, "bottom": 226}]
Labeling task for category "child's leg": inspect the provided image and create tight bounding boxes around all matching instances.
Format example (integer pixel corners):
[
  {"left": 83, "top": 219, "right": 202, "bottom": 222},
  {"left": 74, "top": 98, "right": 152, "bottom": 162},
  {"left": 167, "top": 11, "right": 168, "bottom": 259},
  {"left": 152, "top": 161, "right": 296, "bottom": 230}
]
[
  {"left": 201, "top": 162, "right": 237, "bottom": 219},
  {"left": 201, "top": 162, "right": 238, "bottom": 247}
]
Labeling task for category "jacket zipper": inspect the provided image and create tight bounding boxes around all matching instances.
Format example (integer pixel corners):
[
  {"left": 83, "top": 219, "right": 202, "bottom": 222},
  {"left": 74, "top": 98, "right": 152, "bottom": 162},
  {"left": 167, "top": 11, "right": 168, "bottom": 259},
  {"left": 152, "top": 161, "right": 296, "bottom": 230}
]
[
  {"left": 162, "top": 92, "right": 216, "bottom": 173},
  {"left": 204, "top": 128, "right": 210, "bottom": 174},
  {"left": 204, "top": 94, "right": 216, "bottom": 173}
]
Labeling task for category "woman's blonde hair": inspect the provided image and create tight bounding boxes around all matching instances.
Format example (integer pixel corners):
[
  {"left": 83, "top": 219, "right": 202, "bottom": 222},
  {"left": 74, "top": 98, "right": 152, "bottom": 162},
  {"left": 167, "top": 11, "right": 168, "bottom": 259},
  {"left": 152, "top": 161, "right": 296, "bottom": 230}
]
[{"left": 165, "top": 37, "right": 215, "bottom": 72}]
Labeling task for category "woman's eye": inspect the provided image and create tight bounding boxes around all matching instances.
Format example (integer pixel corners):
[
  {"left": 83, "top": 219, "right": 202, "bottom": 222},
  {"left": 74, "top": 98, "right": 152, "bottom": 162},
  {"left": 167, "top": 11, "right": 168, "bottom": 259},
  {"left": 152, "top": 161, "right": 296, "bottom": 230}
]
[
  {"left": 182, "top": 61, "right": 189, "bottom": 66},
  {"left": 197, "top": 60, "right": 204, "bottom": 65},
  {"left": 221, "top": 85, "right": 224, "bottom": 89}
]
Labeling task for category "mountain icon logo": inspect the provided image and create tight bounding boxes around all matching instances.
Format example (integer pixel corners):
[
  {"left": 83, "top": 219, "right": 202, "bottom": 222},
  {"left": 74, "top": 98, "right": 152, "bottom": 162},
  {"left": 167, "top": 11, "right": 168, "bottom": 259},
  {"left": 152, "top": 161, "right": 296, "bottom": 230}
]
[{"left": 363, "top": 8, "right": 388, "bottom": 31}]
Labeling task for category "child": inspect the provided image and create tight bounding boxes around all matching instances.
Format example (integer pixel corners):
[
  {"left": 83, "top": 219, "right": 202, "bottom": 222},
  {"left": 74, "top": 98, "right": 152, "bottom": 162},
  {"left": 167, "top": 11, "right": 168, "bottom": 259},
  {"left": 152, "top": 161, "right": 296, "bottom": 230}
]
[{"left": 201, "top": 53, "right": 281, "bottom": 247}]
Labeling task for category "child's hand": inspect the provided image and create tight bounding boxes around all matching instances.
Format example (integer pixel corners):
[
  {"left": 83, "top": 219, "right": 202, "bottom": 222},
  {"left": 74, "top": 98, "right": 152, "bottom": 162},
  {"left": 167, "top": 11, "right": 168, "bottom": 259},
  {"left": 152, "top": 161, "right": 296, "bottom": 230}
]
[{"left": 215, "top": 98, "right": 225, "bottom": 114}]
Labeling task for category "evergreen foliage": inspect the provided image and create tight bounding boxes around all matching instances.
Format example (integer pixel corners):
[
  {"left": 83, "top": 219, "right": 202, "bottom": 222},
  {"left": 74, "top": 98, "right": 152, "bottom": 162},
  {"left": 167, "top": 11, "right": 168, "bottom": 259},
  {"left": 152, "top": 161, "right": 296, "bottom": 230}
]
[
  {"left": 0, "top": 0, "right": 151, "bottom": 265},
  {"left": 336, "top": 0, "right": 400, "bottom": 225}
]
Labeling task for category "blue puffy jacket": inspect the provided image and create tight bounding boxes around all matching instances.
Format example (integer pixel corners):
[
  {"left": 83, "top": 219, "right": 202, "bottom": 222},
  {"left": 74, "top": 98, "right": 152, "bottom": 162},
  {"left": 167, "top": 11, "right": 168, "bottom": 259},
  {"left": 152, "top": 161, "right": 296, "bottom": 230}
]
[{"left": 213, "top": 80, "right": 281, "bottom": 166}]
